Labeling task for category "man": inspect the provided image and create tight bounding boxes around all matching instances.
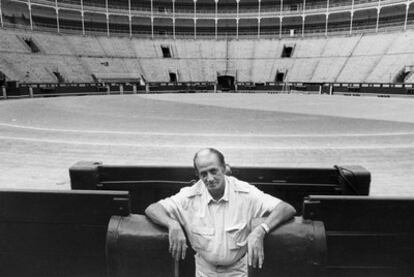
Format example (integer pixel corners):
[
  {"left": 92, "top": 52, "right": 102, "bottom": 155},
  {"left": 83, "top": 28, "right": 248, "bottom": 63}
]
[{"left": 145, "top": 148, "right": 296, "bottom": 277}]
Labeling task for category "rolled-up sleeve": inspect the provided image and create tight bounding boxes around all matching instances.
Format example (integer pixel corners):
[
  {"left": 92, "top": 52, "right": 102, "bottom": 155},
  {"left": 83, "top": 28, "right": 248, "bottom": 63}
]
[
  {"left": 249, "top": 186, "right": 282, "bottom": 217},
  {"left": 158, "top": 188, "right": 189, "bottom": 225}
]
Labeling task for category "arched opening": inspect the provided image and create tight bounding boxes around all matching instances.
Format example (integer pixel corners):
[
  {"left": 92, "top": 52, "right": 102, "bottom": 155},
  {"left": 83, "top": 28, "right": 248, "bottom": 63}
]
[{"left": 217, "top": 75, "right": 235, "bottom": 92}]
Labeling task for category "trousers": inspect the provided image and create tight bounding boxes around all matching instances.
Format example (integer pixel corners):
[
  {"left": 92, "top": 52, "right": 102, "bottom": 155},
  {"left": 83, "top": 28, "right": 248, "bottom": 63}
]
[{"left": 195, "top": 254, "right": 248, "bottom": 277}]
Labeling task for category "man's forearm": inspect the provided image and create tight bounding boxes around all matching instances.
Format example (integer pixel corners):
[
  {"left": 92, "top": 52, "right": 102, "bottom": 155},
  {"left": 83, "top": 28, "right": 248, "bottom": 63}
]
[
  {"left": 263, "top": 202, "right": 296, "bottom": 232},
  {"left": 145, "top": 202, "right": 179, "bottom": 228}
]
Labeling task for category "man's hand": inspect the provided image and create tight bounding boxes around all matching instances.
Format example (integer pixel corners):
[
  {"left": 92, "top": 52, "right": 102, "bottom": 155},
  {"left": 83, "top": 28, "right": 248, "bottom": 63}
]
[
  {"left": 168, "top": 220, "right": 187, "bottom": 261},
  {"left": 247, "top": 226, "right": 266, "bottom": 269}
]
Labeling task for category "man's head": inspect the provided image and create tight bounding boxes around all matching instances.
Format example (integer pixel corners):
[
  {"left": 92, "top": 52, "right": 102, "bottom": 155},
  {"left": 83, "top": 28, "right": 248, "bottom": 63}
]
[{"left": 193, "top": 148, "right": 226, "bottom": 199}]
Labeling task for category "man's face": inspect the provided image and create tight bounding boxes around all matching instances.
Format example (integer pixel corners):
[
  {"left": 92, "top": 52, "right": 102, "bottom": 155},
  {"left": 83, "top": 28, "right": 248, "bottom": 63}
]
[{"left": 195, "top": 152, "right": 226, "bottom": 198}]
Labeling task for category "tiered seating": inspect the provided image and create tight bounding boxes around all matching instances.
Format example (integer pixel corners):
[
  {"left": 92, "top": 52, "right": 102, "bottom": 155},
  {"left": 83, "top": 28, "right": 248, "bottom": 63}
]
[
  {"left": 31, "top": 32, "right": 74, "bottom": 55},
  {"left": 294, "top": 38, "right": 328, "bottom": 58},
  {"left": 352, "top": 32, "right": 398, "bottom": 56},
  {"left": 2, "top": 28, "right": 414, "bottom": 84},
  {"left": 68, "top": 35, "right": 106, "bottom": 56},
  {"left": 311, "top": 57, "right": 347, "bottom": 82},
  {"left": 4, "top": 53, "right": 58, "bottom": 83},
  {"left": 0, "top": 30, "right": 31, "bottom": 53},
  {"left": 130, "top": 38, "right": 158, "bottom": 58},
  {"left": 97, "top": 36, "right": 135, "bottom": 57},
  {"left": 288, "top": 58, "right": 320, "bottom": 82},
  {"left": 322, "top": 35, "right": 361, "bottom": 57},
  {"left": 365, "top": 54, "right": 412, "bottom": 83},
  {"left": 336, "top": 56, "right": 382, "bottom": 83}
]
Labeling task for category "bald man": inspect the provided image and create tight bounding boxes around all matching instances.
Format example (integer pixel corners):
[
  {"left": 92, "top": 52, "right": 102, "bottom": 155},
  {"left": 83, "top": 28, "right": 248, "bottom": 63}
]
[{"left": 145, "top": 148, "right": 296, "bottom": 277}]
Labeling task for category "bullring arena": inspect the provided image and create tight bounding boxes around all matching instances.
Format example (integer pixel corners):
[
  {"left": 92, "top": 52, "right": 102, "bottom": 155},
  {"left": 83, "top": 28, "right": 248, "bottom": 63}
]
[
  {"left": 1, "top": 94, "right": 414, "bottom": 196},
  {"left": 1, "top": 0, "right": 414, "bottom": 276}
]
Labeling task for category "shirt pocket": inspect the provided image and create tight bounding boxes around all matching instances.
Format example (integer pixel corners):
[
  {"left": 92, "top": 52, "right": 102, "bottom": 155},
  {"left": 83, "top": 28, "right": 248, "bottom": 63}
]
[
  {"left": 190, "top": 226, "right": 215, "bottom": 251},
  {"left": 225, "top": 222, "right": 248, "bottom": 250}
]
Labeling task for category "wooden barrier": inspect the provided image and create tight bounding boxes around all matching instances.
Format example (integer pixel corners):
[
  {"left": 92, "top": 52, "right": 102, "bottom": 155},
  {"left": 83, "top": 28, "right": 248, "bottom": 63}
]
[
  {"left": 69, "top": 161, "right": 370, "bottom": 214},
  {"left": 0, "top": 189, "right": 130, "bottom": 277},
  {"left": 106, "top": 215, "right": 326, "bottom": 277},
  {"left": 303, "top": 196, "right": 414, "bottom": 277}
]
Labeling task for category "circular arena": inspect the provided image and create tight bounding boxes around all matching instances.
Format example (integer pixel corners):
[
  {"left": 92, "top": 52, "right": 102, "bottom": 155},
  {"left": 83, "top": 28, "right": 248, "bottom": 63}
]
[
  {"left": 2, "top": 1, "right": 414, "bottom": 276},
  {"left": 1, "top": 93, "right": 413, "bottom": 196}
]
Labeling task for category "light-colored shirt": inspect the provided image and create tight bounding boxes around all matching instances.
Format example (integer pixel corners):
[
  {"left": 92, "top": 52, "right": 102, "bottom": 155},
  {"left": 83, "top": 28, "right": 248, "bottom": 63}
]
[{"left": 159, "top": 176, "right": 281, "bottom": 266}]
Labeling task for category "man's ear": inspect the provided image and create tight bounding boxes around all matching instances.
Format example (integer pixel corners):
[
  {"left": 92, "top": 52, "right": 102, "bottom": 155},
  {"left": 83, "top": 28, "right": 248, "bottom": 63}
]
[{"left": 225, "top": 164, "right": 232, "bottom": 176}]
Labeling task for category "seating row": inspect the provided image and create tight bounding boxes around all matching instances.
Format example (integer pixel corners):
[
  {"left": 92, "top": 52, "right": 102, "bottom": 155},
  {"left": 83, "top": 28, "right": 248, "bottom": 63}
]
[{"left": 2, "top": 28, "right": 414, "bottom": 84}]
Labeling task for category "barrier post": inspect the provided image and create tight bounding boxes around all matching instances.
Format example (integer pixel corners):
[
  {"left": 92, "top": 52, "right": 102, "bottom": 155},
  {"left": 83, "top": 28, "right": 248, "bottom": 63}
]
[
  {"left": 106, "top": 84, "right": 111, "bottom": 95},
  {"left": 29, "top": 86, "right": 34, "bottom": 98},
  {"left": 1, "top": 86, "right": 6, "bottom": 99},
  {"left": 120, "top": 84, "right": 124, "bottom": 95},
  {"left": 132, "top": 84, "right": 137, "bottom": 94},
  {"left": 319, "top": 85, "right": 322, "bottom": 95}
]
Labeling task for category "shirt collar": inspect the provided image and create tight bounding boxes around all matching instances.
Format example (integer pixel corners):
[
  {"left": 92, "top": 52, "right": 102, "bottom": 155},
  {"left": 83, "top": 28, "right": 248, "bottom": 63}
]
[{"left": 204, "top": 176, "right": 229, "bottom": 205}]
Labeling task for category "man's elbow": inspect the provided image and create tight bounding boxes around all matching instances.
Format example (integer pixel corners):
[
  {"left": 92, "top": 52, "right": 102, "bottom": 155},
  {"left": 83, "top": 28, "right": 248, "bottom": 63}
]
[
  {"left": 144, "top": 203, "right": 156, "bottom": 218},
  {"left": 281, "top": 201, "right": 296, "bottom": 220}
]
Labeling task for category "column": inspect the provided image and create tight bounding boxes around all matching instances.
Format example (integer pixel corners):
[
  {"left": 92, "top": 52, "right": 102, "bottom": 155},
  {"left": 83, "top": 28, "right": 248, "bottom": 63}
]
[
  {"left": 28, "top": 0, "right": 33, "bottom": 30},
  {"left": 302, "top": 0, "right": 306, "bottom": 37},
  {"left": 215, "top": 0, "right": 218, "bottom": 39},
  {"left": 280, "top": 0, "right": 283, "bottom": 38},
  {"left": 215, "top": 18, "right": 218, "bottom": 39},
  {"left": 375, "top": 0, "right": 380, "bottom": 32},
  {"left": 128, "top": 0, "right": 132, "bottom": 37},
  {"left": 325, "top": 0, "right": 329, "bottom": 36},
  {"left": 0, "top": 0, "right": 3, "bottom": 28},
  {"left": 55, "top": 0, "right": 60, "bottom": 33},
  {"left": 172, "top": 0, "right": 176, "bottom": 39},
  {"left": 258, "top": 0, "right": 261, "bottom": 38},
  {"left": 194, "top": 0, "right": 197, "bottom": 39},
  {"left": 236, "top": 18, "right": 239, "bottom": 39},
  {"left": 404, "top": 2, "right": 409, "bottom": 31},
  {"left": 236, "top": 0, "right": 239, "bottom": 39},
  {"left": 151, "top": 0, "right": 154, "bottom": 38},
  {"left": 81, "top": 0, "right": 85, "bottom": 35},
  {"left": 106, "top": 0, "right": 110, "bottom": 36},
  {"left": 350, "top": 0, "right": 354, "bottom": 35}
]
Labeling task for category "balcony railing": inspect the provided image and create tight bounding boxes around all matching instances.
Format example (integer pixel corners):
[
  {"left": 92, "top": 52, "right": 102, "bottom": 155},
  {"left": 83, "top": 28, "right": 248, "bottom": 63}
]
[{"left": 25, "top": 0, "right": 412, "bottom": 18}]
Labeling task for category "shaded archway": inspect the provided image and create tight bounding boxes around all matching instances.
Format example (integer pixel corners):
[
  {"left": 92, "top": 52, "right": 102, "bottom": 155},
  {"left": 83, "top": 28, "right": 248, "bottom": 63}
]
[{"left": 217, "top": 75, "right": 235, "bottom": 91}]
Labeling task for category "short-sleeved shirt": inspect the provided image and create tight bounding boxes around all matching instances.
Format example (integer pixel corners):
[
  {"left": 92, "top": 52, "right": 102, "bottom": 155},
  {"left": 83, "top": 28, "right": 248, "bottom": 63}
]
[{"left": 159, "top": 176, "right": 281, "bottom": 266}]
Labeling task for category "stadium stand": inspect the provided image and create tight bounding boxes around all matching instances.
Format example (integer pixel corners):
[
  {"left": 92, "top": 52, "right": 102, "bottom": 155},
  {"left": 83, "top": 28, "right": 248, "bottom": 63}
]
[
  {"left": 2, "top": 0, "right": 414, "bottom": 96},
  {"left": 2, "top": 27, "right": 414, "bottom": 85}
]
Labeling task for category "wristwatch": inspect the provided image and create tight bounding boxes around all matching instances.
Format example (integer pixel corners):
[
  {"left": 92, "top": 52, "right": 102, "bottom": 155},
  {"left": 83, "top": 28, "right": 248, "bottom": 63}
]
[{"left": 260, "top": 223, "right": 270, "bottom": 234}]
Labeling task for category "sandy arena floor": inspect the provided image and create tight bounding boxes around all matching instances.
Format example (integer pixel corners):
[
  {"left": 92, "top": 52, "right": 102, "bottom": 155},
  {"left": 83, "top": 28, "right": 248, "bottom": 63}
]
[{"left": 0, "top": 93, "right": 413, "bottom": 196}]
